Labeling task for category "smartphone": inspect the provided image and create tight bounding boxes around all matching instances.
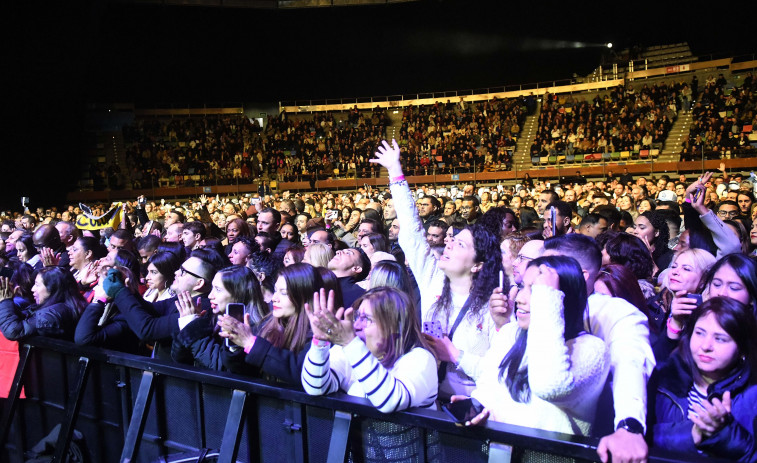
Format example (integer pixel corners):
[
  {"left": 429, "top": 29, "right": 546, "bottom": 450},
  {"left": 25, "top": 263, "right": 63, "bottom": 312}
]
[
  {"left": 225, "top": 303, "right": 246, "bottom": 348},
  {"left": 21, "top": 197, "right": 30, "bottom": 207},
  {"left": 442, "top": 398, "right": 485, "bottom": 423},
  {"left": 686, "top": 294, "right": 703, "bottom": 305},
  {"left": 227, "top": 303, "right": 245, "bottom": 323},
  {"left": 422, "top": 320, "right": 443, "bottom": 339},
  {"left": 326, "top": 210, "right": 338, "bottom": 220},
  {"left": 0, "top": 267, "right": 13, "bottom": 279},
  {"left": 693, "top": 189, "right": 703, "bottom": 203},
  {"left": 550, "top": 206, "right": 557, "bottom": 236},
  {"left": 252, "top": 198, "right": 261, "bottom": 205}
]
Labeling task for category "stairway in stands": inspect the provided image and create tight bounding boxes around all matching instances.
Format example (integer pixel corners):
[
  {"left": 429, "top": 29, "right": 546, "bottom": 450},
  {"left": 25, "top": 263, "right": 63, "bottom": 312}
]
[
  {"left": 513, "top": 107, "right": 542, "bottom": 172},
  {"left": 379, "top": 109, "right": 404, "bottom": 178},
  {"left": 661, "top": 109, "right": 693, "bottom": 162}
]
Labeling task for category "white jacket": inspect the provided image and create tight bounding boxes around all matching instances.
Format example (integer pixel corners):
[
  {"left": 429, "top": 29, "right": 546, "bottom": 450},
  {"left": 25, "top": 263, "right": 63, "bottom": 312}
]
[{"left": 390, "top": 180, "right": 494, "bottom": 398}]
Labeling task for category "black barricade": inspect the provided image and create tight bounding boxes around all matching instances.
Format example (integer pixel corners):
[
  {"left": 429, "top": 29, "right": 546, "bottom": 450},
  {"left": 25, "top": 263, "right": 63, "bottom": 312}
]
[{"left": 0, "top": 337, "right": 719, "bottom": 463}]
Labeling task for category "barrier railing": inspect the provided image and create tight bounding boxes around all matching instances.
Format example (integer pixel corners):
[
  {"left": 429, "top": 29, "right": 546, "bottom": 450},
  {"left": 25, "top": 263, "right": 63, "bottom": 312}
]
[{"left": 0, "top": 337, "right": 721, "bottom": 463}]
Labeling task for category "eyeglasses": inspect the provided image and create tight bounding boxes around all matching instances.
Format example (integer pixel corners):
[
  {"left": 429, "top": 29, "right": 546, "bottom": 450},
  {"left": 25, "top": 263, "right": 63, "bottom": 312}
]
[
  {"left": 179, "top": 266, "right": 204, "bottom": 280},
  {"left": 717, "top": 210, "right": 739, "bottom": 218},
  {"left": 353, "top": 312, "right": 374, "bottom": 325},
  {"left": 514, "top": 254, "right": 534, "bottom": 263}
]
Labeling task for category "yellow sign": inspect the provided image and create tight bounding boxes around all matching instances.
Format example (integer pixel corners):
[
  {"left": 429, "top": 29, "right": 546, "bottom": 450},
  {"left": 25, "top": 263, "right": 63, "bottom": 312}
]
[{"left": 76, "top": 203, "right": 123, "bottom": 230}]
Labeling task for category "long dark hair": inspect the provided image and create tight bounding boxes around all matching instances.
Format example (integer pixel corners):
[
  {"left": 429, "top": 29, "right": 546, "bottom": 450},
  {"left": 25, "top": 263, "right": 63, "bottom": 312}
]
[
  {"left": 36, "top": 267, "right": 87, "bottom": 314},
  {"left": 258, "top": 263, "right": 322, "bottom": 353},
  {"left": 498, "top": 255, "right": 587, "bottom": 403},
  {"left": 679, "top": 297, "right": 757, "bottom": 386},
  {"left": 148, "top": 251, "right": 182, "bottom": 288},
  {"left": 596, "top": 263, "right": 654, "bottom": 332},
  {"left": 431, "top": 223, "right": 502, "bottom": 326},
  {"left": 639, "top": 211, "right": 670, "bottom": 262},
  {"left": 216, "top": 265, "right": 267, "bottom": 324}
]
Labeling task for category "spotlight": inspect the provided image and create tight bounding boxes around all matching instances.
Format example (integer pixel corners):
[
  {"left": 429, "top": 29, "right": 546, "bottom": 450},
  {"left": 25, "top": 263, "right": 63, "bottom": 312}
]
[{"left": 607, "top": 42, "right": 613, "bottom": 49}]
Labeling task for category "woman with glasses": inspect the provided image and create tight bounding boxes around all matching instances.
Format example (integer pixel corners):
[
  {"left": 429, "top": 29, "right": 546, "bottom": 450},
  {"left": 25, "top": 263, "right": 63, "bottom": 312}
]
[
  {"left": 219, "top": 263, "right": 321, "bottom": 386},
  {"left": 302, "top": 286, "right": 437, "bottom": 412},
  {"left": 371, "top": 140, "right": 502, "bottom": 400}
]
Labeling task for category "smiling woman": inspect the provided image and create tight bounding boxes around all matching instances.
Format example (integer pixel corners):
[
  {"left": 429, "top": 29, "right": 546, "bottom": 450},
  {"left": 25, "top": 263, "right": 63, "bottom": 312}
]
[{"left": 0, "top": 267, "right": 86, "bottom": 341}]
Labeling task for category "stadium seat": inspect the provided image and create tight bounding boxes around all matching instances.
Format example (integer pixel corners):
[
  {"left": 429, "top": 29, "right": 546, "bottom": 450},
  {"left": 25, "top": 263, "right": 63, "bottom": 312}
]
[
  {"left": 540, "top": 156, "right": 549, "bottom": 165},
  {"left": 650, "top": 149, "right": 660, "bottom": 158},
  {"left": 611, "top": 152, "right": 620, "bottom": 161},
  {"left": 639, "top": 149, "right": 650, "bottom": 159},
  {"left": 620, "top": 151, "right": 631, "bottom": 160},
  {"left": 548, "top": 156, "right": 557, "bottom": 164},
  {"left": 602, "top": 152, "right": 611, "bottom": 162},
  {"left": 743, "top": 124, "right": 753, "bottom": 133},
  {"left": 557, "top": 155, "right": 566, "bottom": 164},
  {"left": 532, "top": 156, "right": 540, "bottom": 165},
  {"left": 566, "top": 154, "right": 575, "bottom": 163}
]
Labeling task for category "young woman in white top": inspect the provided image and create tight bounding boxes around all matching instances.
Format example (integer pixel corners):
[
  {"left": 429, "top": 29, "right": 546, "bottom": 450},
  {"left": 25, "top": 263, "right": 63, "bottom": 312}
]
[{"left": 371, "top": 139, "right": 503, "bottom": 399}]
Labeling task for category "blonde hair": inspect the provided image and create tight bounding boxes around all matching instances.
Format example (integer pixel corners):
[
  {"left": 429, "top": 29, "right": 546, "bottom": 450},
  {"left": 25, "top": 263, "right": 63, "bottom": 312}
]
[
  {"left": 672, "top": 248, "right": 717, "bottom": 280},
  {"left": 305, "top": 243, "right": 334, "bottom": 268}
]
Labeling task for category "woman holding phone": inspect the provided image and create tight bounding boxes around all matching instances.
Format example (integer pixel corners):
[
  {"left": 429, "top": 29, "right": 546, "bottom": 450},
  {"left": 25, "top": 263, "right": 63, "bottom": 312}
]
[
  {"left": 219, "top": 263, "right": 322, "bottom": 386},
  {"left": 171, "top": 265, "right": 266, "bottom": 370}
]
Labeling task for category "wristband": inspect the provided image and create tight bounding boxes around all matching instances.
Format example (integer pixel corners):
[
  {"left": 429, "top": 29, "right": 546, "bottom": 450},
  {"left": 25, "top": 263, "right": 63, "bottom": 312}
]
[
  {"left": 667, "top": 317, "right": 683, "bottom": 335},
  {"left": 312, "top": 338, "right": 331, "bottom": 348},
  {"left": 390, "top": 175, "right": 405, "bottom": 182}
]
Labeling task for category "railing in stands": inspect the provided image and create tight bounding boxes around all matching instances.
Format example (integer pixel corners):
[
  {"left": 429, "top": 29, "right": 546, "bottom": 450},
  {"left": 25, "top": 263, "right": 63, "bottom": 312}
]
[{"left": 0, "top": 337, "right": 726, "bottom": 463}]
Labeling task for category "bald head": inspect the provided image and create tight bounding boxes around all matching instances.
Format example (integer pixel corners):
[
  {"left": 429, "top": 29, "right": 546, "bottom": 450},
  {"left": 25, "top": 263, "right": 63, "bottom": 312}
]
[{"left": 32, "top": 224, "right": 63, "bottom": 251}]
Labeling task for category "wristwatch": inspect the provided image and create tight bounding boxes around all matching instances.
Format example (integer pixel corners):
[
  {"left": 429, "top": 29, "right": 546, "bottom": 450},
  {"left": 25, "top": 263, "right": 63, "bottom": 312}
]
[{"left": 617, "top": 418, "right": 644, "bottom": 435}]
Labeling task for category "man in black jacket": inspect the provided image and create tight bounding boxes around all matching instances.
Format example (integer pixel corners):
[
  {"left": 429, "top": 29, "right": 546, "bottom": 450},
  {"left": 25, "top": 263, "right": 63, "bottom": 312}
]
[
  {"left": 327, "top": 248, "right": 370, "bottom": 309},
  {"left": 105, "top": 255, "right": 217, "bottom": 359}
]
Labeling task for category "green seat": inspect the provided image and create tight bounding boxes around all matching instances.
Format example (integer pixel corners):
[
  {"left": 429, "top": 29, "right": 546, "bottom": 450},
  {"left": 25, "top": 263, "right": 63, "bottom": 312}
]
[{"left": 611, "top": 151, "right": 620, "bottom": 161}]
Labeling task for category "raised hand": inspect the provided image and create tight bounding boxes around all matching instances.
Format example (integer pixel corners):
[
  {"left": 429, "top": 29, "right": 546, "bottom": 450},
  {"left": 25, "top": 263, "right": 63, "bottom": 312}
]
[
  {"left": 304, "top": 288, "right": 334, "bottom": 341},
  {"left": 0, "top": 276, "right": 14, "bottom": 301},
  {"left": 175, "top": 291, "right": 203, "bottom": 318},
  {"left": 370, "top": 139, "right": 403, "bottom": 178},
  {"left": 40, "top": 248, "right": 61, "bottom": 267},
  {"left": 533, "top": 264, "right": 560, "bottom": 290}
]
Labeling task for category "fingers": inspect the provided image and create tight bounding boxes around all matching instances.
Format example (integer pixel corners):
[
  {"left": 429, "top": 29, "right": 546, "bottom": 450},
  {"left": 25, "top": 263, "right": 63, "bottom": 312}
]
[
  {"left": 243, "top": 313, "right": 252, "bottom": 327},
  {"left": 723, "top": 390, "right": 732, "bottom": 413},
  {"left": 449, "top": 395, "right": 468, "bottom": 403},
  {"left": 596, "top": 439, "right": 609, "bottom": 463},
  {"left": 467, "top": 408, "right": 490, "bottom": 427}
]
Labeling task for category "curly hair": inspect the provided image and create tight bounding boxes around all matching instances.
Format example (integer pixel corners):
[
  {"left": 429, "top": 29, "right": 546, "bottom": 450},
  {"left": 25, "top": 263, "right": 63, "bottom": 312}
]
[
  {"left": 604, "top": 233, "right": 655, "bottom": 280},
  {"left": 431, "top": 223, "right": 502, "bottom": 326}
]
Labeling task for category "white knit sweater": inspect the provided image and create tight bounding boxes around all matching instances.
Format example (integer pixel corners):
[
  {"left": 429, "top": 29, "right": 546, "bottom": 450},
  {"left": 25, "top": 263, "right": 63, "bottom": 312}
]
[{"left": 469, "top": 285, "right": 610, "bottom": 436}]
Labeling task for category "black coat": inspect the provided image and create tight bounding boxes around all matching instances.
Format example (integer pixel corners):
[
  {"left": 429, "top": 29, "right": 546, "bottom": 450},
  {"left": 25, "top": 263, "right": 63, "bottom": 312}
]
[
  {"left": 74, "top": 301, "right": 140, "bottom": 353},
  {"left": 0, "top": 298, "right": 79, "bottom": 341}
]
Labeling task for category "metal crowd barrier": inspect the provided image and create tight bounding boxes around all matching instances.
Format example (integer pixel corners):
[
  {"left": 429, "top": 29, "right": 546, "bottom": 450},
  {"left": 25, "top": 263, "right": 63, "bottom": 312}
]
[{"left": 0, "top": 337, "right": 717, "bottom": 463}]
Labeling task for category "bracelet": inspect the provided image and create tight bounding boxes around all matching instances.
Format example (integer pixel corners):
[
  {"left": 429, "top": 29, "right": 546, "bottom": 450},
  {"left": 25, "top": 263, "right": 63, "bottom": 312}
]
[
  {"left": 389, "top": 179, "right": 408, "bottom": 187},
  {"left": 312, "top": 338, "right": 331, "bottom": 347},
  {"left": 667, "top": 317, "right": 683, "bottom": 335}
]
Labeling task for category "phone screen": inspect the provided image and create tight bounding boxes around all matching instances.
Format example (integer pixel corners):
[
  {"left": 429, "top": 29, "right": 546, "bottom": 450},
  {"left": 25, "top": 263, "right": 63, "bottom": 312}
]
[
  {"left": 442, "top": 398, "right": 484, "bottom": 423},
  {"left": 227, "top": 303, "right": 245, "bottom": 323},
  {"left": 550, "top": 206, "right": 557, "bottom": 236}
]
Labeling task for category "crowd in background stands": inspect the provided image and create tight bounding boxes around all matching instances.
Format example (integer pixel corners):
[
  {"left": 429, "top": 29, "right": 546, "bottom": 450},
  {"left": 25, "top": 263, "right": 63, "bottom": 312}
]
[
  {"left": 3, "top": 140, "right": 757, "bottom": 461},
  {"left": 682, "top": 72, "right": 757, "bottom": 160},
  {"left": 396, "top": 96, "right": 533, "bottom": 174},
  {"left": 531, "top": 80, "right": 681, "bottom": 158}
]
